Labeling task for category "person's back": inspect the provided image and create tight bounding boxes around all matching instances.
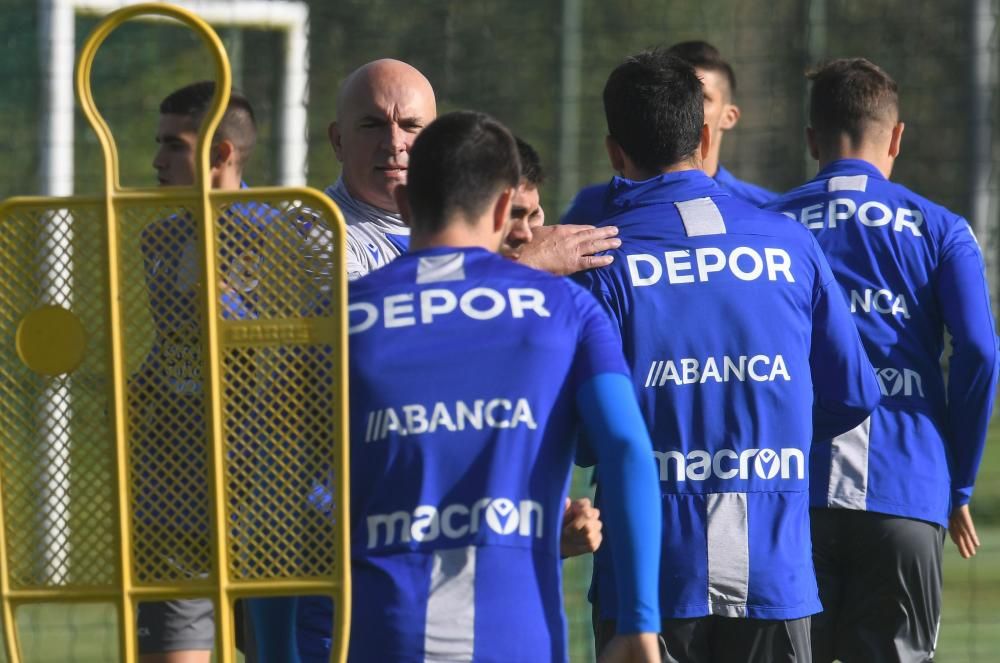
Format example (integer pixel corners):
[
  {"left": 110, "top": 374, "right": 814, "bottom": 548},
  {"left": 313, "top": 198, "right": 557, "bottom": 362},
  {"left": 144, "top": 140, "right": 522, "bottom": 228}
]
[
  {"left": 765, "top": 58, "right": 999, "bottom": 663},
  {"left": 350, "top": 249, "right": 613, "bottom": 661},
  {"left": 341, "top": 111, "right": 662, "bottom": 663},
  {"left": 573, "top": 49, "right": 879, "bottom": 663},
  {"left": 770, "top": 162, "right": 987, "bottom": 521},
  {"left": 581, "top": 172, "right": 874, "bottom": 618}
]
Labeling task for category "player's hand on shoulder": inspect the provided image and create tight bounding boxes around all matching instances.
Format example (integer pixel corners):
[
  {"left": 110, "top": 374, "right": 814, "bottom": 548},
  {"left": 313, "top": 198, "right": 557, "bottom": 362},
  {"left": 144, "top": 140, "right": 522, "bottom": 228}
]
[
  {"left": 948, "top": 503, "right": 981, "bottom": 559},
  {"left": 560, "top": 497, "right": 602, "bottom": 558},
  {"left": 597, "top": 633, "right": 663, "bottom": 663},
  {"left": 516, "top": 224, "right": 620, "bottom": 275}
]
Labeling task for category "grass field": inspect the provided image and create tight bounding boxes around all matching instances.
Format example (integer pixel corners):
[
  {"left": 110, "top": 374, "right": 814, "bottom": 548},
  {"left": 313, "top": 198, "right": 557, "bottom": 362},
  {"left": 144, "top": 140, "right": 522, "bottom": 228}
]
[{"left": 3, "top": 413, "right": 1000, "bottom": 661}]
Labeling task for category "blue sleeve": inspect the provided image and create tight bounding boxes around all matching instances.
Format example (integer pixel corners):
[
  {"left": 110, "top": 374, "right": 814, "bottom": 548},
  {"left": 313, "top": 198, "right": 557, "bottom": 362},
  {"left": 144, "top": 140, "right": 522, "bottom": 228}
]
[
  {"left": 248, "top": 597, "right": 300, "bottom": 662},
  {"left": 566, "top": 283, "right": 629, "bottom": 393},
  {"left": 808, "top": 240, "right": 882, "bottom": 440},
  {"left": 560, "top": 183, "right": 609, "bottom": 227},
  {"left": 577, "top": 373, "right": 660, "bottom": 634},
  {"left": 566, "top": 281, "right": 627, "bottom": 467},
  {"left": 936, "top": 220, "right": 1000, "bottom": 507}
]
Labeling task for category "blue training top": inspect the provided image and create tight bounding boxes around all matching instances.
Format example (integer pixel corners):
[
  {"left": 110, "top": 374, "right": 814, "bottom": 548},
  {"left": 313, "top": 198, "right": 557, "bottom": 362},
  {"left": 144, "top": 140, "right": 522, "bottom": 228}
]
[
  {"left": 713, "top": 165, "right": 777, "bottom": 207},
  {"left": 567, "top": 169, "right": 880, "bottom": 621},
  {"left": 563, "top": 166, "right": 776, "bottom": 227},
  {"left": 765, "top": 159, "right": 1000, "bottom": 526},
  {"left": 295, "top": 246, "right": 660, "bottom": 663}
]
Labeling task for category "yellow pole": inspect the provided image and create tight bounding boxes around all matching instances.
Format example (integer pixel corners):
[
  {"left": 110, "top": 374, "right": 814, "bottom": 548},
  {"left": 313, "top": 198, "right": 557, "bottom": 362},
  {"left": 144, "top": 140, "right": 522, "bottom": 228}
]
[
  {"left": 330, "top": 210, "right": 352, "bottom": 663},
  {"left": 75, "top": 10, "right": 135, "bottom": 660},
  {"left": 75, "top": 4, "right": 234, "bottom": 661},
  {"left": 0, "top": 452, "right": 24, "bottom": 663}
]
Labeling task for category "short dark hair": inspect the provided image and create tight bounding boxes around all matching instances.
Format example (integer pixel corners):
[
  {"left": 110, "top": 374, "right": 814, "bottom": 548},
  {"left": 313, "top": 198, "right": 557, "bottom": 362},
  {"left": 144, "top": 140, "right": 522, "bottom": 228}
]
[
  {"left": 667, "top": 40, "right": 737, "bottom": 93},
  {"left": 159, "top": 81, "right": 257, "bottom": 168},
  {"left": 515, "top": 137, "right": 544, "bottom": 186},
  {"left": 603, "top": 49, "right": 704, "bottom": 173},
  {"left": 807, "top": 58, "right": 899, "bottom": 149},
  {"left": 406, "top": 111, "right": 520, "bottom": 234}
]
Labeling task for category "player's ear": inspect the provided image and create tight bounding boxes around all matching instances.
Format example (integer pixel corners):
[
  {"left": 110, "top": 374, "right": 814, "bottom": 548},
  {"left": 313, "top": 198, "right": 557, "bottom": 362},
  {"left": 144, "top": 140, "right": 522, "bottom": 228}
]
[
  {"left": 328, "top": 121, "right": 344, "bottom": 162},
  {"left": 493, "top": 187, "right": 515, "bottom": 235},
  {"left": 604, "top": 135, "right": 626, "bottom": 176},
  {"left": 393, "top": 184, "right": 413, "bottom": 227},
  {"left": 211, "top": 140, "right": 235, "bottom": 168},
  {"left": 889, "top": 121, "right": 904, "bottom": 160},
  {"left": 806, "top": 127, "right": 820, "bottom": 161},
  {"left": 720, "top": 103, "right": 740, "bottom": 131}
]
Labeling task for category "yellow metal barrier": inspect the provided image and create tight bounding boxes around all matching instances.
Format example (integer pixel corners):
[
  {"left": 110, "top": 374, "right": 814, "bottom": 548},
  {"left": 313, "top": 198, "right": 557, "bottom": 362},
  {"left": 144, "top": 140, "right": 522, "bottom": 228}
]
[{"left": 0, "top": 3, "right": 350, "bottom": 661}]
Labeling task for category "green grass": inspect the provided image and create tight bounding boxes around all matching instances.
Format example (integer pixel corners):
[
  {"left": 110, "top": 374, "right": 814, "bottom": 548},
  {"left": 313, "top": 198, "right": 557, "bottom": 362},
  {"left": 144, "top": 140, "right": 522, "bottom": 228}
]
[
  {"left": 4, "top": 412, "right": 1000, "bottom": 662},
  {"left": 967, "top": 403, "right": 1000, "bottom": 525},
  {"left": 2, "top": 528, "right": 997, "bottom": 662},
  {"left": 933, "top": 402, "right": 1000, "bottom": 663},
  {"left": 936, "top": 527, "right": 1000, "bottom": 662}
]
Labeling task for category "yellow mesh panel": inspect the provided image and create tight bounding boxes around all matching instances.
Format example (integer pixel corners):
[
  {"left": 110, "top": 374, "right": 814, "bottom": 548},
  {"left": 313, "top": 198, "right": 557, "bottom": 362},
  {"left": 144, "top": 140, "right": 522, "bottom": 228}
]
[
  {"left": 0, "top": 203, "right": 117, "bottom": 594},
  {"left": 216, "top": 198, "right": 340, "bottom": 584},
  {"left": 0, "top": 7, "right": 349, "bottom": 663},
  {"left": 118, "top": 200, "right": 214, "bottom": 586},
  {"left": 0, "top": 191, "right": 349, "bottom": 663}
]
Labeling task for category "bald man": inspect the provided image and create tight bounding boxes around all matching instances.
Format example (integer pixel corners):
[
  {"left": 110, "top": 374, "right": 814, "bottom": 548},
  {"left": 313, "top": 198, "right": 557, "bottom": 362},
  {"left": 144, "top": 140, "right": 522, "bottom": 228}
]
[
  {"left": 325, "top": 58, "right": 621, "bottom": 280},
  {"left": 285, "top": 59, "right": 615, "bottom": 662},
  {"left": 323, "top": 57, "right": 604, "bottom": 545}
]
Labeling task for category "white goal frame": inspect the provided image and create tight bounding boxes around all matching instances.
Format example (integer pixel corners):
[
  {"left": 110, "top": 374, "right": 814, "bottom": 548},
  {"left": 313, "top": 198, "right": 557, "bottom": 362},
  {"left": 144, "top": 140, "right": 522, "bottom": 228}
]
[{"left": 39, "top": 0, "right": 311, "bottom": 195}]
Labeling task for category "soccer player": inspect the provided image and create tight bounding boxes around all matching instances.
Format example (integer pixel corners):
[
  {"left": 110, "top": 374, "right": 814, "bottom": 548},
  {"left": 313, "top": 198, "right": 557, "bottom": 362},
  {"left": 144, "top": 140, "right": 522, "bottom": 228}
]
[
  {"left": 324, "top": 58, "right": 622, "bottom": 280},
  {"left": 570, "top": 50, "right": 881, "bottom": 662},
  {"left": 342, "top": 110, "right": 662, "bottom": 662},
  {"left": 500, "top": 136, "right": 547, "bottom": 258},
  {"left": 136, "top": 81, "right": 262, "bottom": 663},
  {"left": 326, "top": 59, "right": 606, "bottom": 551},
  {"left": 765, "top": 58, "right": 1000, "bottom": 663},
  {"left": 563, "top": 41, "right": 775, "bottom": 226},
  {"left": 502, "top": 135, "right": 609, "bottom": 556},
  {"left": 667, "top": 41, "right": 775, "bottom": 206}
]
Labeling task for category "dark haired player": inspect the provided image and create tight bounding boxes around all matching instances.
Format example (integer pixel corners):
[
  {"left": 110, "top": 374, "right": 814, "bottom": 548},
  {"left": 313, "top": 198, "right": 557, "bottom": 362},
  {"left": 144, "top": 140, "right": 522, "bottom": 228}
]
[
  {"left": 766, "top": 58, "right": 999, "bottom": 663},
  {"left": 331, "top": 110, "right": 662, "bottom": 662},
  {"left": 565, "top": 40, "right": 775, "bottom": 227},
  {"left": 573, "top": 50, "right": 880, "bottom": 662}
]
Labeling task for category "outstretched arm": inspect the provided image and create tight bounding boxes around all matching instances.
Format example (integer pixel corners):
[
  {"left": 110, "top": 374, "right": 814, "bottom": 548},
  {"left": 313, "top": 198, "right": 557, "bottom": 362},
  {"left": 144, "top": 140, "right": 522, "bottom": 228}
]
[
  {"left": 809, "top": 242, "right": 881, "bottom": 440},
  {"left": 516, "top": 224, "right": 621, "bottom": 275},
  {"left": 577, "top": 373, "right": 661, "bottom": 639},
  {"left": 936, "top": 221, "right": 999, "bottom": 513}
]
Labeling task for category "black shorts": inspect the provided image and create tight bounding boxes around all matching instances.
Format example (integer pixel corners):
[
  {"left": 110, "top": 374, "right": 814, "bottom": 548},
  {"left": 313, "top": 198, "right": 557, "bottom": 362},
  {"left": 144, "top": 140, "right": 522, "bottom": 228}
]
[
  {"left": 594, "top": 606, "right": 810, "bottom": 663},
  {"left": 136, "top": 599, "right": 259, "bottom": 656},
  {"left": 810, "top": 508, "right": 945, "bottom": 663},
  {"left": 137, "top": 599, "right": 215, "bottom": 654}
]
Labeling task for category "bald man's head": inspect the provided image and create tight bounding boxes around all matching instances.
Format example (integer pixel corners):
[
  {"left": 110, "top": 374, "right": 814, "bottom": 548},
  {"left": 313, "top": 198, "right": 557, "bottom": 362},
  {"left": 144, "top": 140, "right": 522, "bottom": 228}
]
[{"left": 329, "top": 59, "right": 437, "bottom": 212}]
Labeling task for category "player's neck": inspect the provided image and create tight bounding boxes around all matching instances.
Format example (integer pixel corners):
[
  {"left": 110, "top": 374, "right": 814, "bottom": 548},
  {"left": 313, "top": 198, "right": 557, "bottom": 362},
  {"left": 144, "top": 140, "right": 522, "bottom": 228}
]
[
  {"left": 410, "top": 219, "right": 499, "bottom": 253},
  {"left": 814, "top": 130, "right": 898, "bottom": 179},
  {"left": 213, "top": 169, "right": 244, "bottom": 191},
  {"left": 623, "top": 158, "right": 701, "bottom": 182},
  {"left": 702, "top": 146, "right": 721, "bottom": 178},
  {"left": 817, "top": 147, "right": 894, "bottom": 179}
]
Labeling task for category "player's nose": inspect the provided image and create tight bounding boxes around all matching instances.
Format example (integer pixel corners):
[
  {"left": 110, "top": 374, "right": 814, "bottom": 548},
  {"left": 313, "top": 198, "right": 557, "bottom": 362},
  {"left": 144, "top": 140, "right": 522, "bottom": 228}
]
[{"left": 507, "top": 220, "right": 531, "bottom": 247}]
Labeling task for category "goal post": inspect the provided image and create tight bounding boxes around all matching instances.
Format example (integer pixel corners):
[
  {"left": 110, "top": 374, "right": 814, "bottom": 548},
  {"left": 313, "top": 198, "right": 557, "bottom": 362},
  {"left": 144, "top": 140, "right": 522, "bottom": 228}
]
[{"left": 39, "top": 0, "right": 311, "bottom": 197}]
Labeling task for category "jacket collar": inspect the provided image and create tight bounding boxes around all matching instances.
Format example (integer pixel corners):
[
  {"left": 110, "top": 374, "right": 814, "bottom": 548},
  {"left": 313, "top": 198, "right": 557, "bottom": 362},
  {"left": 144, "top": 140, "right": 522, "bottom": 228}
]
[
  {"left": 606, "top": 169, "right": 724, "bottom": 212},
  {"left": 815, "top": 159, "right": 886, "bottom": 182}
]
